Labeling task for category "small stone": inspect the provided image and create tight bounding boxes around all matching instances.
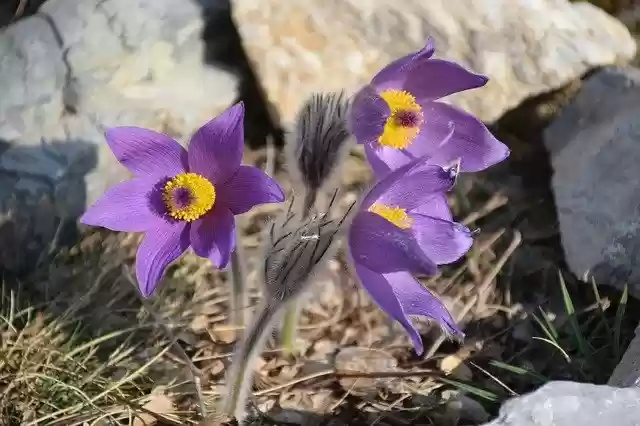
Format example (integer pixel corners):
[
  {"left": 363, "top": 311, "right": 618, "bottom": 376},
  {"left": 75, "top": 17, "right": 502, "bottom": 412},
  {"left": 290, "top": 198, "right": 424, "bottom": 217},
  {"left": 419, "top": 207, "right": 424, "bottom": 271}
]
[
  {"left": 439, "top": 355, "right": 473, "bottom": 381},
  {"left": 334, "top": 347, "right": 398, "bottom": 395}
]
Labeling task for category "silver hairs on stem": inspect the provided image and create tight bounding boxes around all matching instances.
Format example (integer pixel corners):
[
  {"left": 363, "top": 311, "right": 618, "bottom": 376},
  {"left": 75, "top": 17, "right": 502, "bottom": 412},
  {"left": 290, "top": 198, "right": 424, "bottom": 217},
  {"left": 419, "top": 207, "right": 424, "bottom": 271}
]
[{"left": 219, "top": 193, "right": 354, "bottom": 422}]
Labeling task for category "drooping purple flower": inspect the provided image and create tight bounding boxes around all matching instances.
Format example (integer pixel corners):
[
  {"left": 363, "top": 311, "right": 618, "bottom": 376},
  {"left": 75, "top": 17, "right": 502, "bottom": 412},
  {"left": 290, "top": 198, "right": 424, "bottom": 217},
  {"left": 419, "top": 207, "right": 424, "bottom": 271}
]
[
  {"left": 348, "top": 157, "right": 473, "bottom": 354},
  {"left": 81, "top": 102, "right": 285, "bottom": 297},
  {"left": 349, "top": 38, "right": 509, "bottom": 178}
]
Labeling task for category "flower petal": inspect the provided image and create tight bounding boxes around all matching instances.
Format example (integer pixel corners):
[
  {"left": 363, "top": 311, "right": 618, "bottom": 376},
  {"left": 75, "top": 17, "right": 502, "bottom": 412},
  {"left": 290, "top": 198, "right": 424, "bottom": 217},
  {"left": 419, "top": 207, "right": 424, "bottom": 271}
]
[
  {"left": 409, "top": 102, "right": 510, "bottom": 172},
  {"left": 190, "top": 207, "right": 236, "bottom": 269},
  {"left": 354, "top": 264, "right": 461, "bottom": 355},
  {"left": 411, "top": 214, "right": 473, "bottom": 265},
  {"left": 349, "top": 211, "right": 436, "bottom": 275},
  {"left": 403, "top": 59, "right": 488, "bottom": 101},
  {"left": 188, "top": 102, "right": 245, "bottom": 185},
  {"left": 105, "top": 127, "right": 188, "bottom": 177},
  {"left": 364, "top": 122, "right": 455, "bottom": 178},
  {"left": 361, "top": 157, "right": 455, "bottom": 211},
  {"left": 411, "top": 192, "right": 453, "bottom": 221},
  {"left": 80, "top": 177, "right": 165, "bottom": 232},
  {"left": 136, "top": 221, "right": 189, "bottom": 297},
  {"left": 371, "top": 39, "right": 436, "bottom": 91},
  {"left": 348, "top": 85, "right": 390, "bottom": 145},
  {"left": 218, "top": 166, "right": 285, "bottom": 215}
]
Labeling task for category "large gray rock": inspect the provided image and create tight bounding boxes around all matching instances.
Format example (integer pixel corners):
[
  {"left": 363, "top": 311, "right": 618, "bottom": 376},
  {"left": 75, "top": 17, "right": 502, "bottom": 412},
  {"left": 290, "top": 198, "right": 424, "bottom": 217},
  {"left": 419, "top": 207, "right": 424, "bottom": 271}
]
[
  {"left": 232, "top": 0, "right": 636, "bottom": 126},
  {"left": 0, "top": 0, "right": 238, "bottom": 219},
  {"left": 544, "top": 67, "right": 640, "bottom": 297},
  {"left": 481, "top": 381, "right": 640, "bottom": 426},
  {"left": 609, "top": 322, "right": 640, "bottom": 387}
]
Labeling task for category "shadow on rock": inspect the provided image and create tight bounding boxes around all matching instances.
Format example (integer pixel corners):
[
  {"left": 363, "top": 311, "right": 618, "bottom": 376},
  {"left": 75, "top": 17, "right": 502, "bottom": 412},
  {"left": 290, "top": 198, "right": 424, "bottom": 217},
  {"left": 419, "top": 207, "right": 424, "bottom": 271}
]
[
  {"left": 0, "top": 136, "right": 97, "bottom": 283},
  {"left": 193, "top": 0, "right": 285, "bottom": 150}
]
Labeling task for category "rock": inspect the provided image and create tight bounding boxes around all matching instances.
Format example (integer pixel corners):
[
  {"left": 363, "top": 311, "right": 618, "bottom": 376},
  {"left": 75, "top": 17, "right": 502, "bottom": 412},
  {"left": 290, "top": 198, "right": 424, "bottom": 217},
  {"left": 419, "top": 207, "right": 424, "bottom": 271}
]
[
  {"left": 480, "top": 381, "right": 640, "bottom": 426},
  {"left": 231, "top": 0, "right": 636, "bottom": 126},
  {"left": 609, "top": 322, "right": 640, "bottom": 387},
  {"left": 0, "top": 0, "right": 239, "bottom": 221},
  {"left": 544, "top": 67, "right": 640, "bottom": 297}
]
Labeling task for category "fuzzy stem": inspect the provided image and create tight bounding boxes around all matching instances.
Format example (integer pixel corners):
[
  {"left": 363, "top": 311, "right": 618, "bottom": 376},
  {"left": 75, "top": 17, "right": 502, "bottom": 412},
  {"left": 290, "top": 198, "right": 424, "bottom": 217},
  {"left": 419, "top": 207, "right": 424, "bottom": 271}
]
[
  {"left": 279, "top": 195, "right": 315, "bottom": 357},
  {"left": 126, "top": 271, "right": 207, "bottom": 418},
  {"left": 220, "top": 301, "right": 280, "bottom": 421},
  {"left": 281, "top": 304, "right": 300, "bottom": 357},
  {"left": 229, "top": 228, "right": 248, "bottom": 342}
]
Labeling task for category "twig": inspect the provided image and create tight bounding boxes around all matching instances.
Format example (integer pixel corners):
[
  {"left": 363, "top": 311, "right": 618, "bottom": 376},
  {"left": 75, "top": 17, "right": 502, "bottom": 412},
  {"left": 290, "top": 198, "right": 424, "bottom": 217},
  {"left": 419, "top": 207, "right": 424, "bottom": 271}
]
[{"left": 251, "top": 368, "right": 445, "bottom": 397}]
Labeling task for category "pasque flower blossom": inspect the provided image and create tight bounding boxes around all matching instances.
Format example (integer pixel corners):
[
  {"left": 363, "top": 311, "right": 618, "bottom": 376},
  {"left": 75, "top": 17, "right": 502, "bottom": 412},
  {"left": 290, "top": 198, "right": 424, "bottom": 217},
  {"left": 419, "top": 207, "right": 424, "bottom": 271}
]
[
  {"left": 81, "top": 102, "right": 284, "bottom": 297},
  {"left": 349, "top": 39, "right": 509, "bottom": 178},
  {"left": 348, "top": 157, "right": 473, "bottom": 354}
]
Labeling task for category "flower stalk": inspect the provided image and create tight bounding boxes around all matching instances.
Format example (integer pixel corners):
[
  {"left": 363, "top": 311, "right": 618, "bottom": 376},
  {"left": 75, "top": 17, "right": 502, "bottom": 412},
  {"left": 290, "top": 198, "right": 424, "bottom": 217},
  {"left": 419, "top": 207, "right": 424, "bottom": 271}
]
[
  {"left": 280, "top": 92, "right": 352, "bottom": 357},
  {"left": 219, "top": 198, "right": 352, "bottom": 422},
  {"left": 229, "top": 227, "right": 248, "bottom": 342}
]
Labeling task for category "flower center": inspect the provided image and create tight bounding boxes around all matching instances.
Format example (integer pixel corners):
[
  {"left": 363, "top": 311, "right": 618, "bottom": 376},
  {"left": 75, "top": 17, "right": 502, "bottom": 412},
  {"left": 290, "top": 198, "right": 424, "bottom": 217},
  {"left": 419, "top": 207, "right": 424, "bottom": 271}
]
[
  {"left": 378, "top": 89, "right": 423, "bottom": 150},
  {"left": 162, "top": 173, "right": 216, "bottom": 222},
  {"left": 368, "top": 203, "right": 413, "bottom": 229}
]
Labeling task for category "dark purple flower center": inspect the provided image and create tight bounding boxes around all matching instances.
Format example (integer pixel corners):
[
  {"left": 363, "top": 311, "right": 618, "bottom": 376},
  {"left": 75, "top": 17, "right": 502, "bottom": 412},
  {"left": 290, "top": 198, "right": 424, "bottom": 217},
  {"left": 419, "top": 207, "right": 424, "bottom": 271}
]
[
  {"left": 394, "top": 110, "right": 421, "bottom": 128},
  {"left": 171, "top": 187, "right": 193, "bottom": 208}
]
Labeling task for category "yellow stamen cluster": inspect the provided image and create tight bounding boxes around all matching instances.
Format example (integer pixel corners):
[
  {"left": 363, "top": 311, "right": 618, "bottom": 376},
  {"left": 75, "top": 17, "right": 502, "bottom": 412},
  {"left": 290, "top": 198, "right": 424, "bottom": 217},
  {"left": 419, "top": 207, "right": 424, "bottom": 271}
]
[
  {"left": 368, "top": 203, "right": 413, "bottom": 229},
  {"left": 378, "top": 89, "right": 423, "bottom": 149},
  {"left": 162, "top": 173, "right": 216, "bottom": 222}
]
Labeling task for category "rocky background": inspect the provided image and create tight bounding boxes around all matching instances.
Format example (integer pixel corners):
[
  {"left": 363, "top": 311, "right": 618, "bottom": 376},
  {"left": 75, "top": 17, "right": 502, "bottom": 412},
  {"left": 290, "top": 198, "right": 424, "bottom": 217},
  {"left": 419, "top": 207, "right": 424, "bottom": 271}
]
[{"left": 2, "top": 0, "right": 640, "bottom": 425}]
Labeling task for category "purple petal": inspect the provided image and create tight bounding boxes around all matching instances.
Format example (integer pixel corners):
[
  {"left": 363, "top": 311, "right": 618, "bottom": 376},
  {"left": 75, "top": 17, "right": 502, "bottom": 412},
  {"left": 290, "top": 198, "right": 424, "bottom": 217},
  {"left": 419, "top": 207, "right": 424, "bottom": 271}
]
[
  {"left": 218, "top": 166, "right": 285, "bottom": 215},
  {"left": 371, "top": 38, "right": 436, "bottom": 91},
  {"left": 105, "top": 127, "right": 187, "bottom": 177},
  {"left": 411, "top": 214, "right": 473, "bottom": 265},
  {"left": 364, "top": 122, "right": 455, "bottom": 178},
  {"left": 408, "top": 102, "right": 510, "bottom": 172},
  {"left": 136, "top": 221, "right": 189, "bottom": 297},
  {"left": 80, "top": 177, "right": 164, "bottom": 232},
  {"left": 402, "top": 59, "right": 488, "bottom": 101},
  {"left": 349, "top": 211, "right": 436, "bottom": 276},
  {"left": 188, "top": 102, "right": 245, "bottom": 185},
  {"left": 354, "top": 264, "right": 461, "bottom": 355},
  {"left": 348, "top": 85, "right": 390, "bottom": 145},
  {"left": 411, "top": 192, "right": 453, "bottom": 221},
  {"left": 190, "top": 207, "right": 236, "bottom": 269},
  {"left": 361, "top": 158, "right": 455, "bottom": 211}
]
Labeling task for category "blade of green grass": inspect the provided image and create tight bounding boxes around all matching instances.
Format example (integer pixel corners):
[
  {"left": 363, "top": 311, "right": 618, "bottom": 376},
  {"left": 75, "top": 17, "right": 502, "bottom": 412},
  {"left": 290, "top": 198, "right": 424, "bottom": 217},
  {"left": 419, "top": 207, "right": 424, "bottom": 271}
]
[
  {"left": 590, "top": 276, "right": 613, "bottom": 336},
  {"left": 532, "top": 312, "right": 560, "bottom": 345},
  {"left": 532, "top": 336, "right": 571, "bottom": 363},
  {"left": 614, "top": 284, "right": 628, "bottom": 361},
  {"left": 558, "top": 272, "right": 590, "bottom": 359},
  {"left": 488, "top": 360, "right": 549, "bottom": 383},
  {"left": 438, "top": 377, "right": 500, "bottom": 402}
]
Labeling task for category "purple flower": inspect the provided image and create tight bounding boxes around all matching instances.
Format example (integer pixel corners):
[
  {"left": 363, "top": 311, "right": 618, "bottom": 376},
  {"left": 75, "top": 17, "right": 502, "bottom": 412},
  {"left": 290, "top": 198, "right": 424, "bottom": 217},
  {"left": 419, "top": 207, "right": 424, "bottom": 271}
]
[
  {"left": 81, "top": 102, "right": 285, "bottom": 297},
  {"left": 349, "top": 38, "right": 509, "bottom": 178},
  {"left": 348, "top": 158, "right": 473, "bottom": 354}
]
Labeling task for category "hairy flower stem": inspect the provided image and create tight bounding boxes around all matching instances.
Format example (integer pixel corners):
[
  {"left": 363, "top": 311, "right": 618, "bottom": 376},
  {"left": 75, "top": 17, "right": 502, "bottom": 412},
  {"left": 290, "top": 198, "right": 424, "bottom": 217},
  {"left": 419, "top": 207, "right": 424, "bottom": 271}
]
[
  {"left": 125, "top": 270, "right": 207, "bottom": 418},
  {"left": 280, "top": 202, "right": 313, "bottom": 357},
  {"left": 229, "top": 227, "right": 248, "bottom": 341},
  {"left": 281, "top": 303, "right": 301, "bottom": 356},
  {"left": 220, "top": 301, "right": 282, "bottom": 421}
]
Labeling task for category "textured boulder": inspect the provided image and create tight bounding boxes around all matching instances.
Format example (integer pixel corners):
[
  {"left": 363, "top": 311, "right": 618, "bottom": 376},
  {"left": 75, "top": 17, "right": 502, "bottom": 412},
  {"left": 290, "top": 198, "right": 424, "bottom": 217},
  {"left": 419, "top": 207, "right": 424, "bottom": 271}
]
[
  {"left": 544, "top": 67, "right": 640, "bottom": 298},
  {"left": 481, "top": 381, "right": 640, "bottom": 426},
  {"left": 0, "top": 0, "right": 238, "bottom": 219},
  {"left": 231, "top": 0, "right": 636, "bottom": 125}
]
